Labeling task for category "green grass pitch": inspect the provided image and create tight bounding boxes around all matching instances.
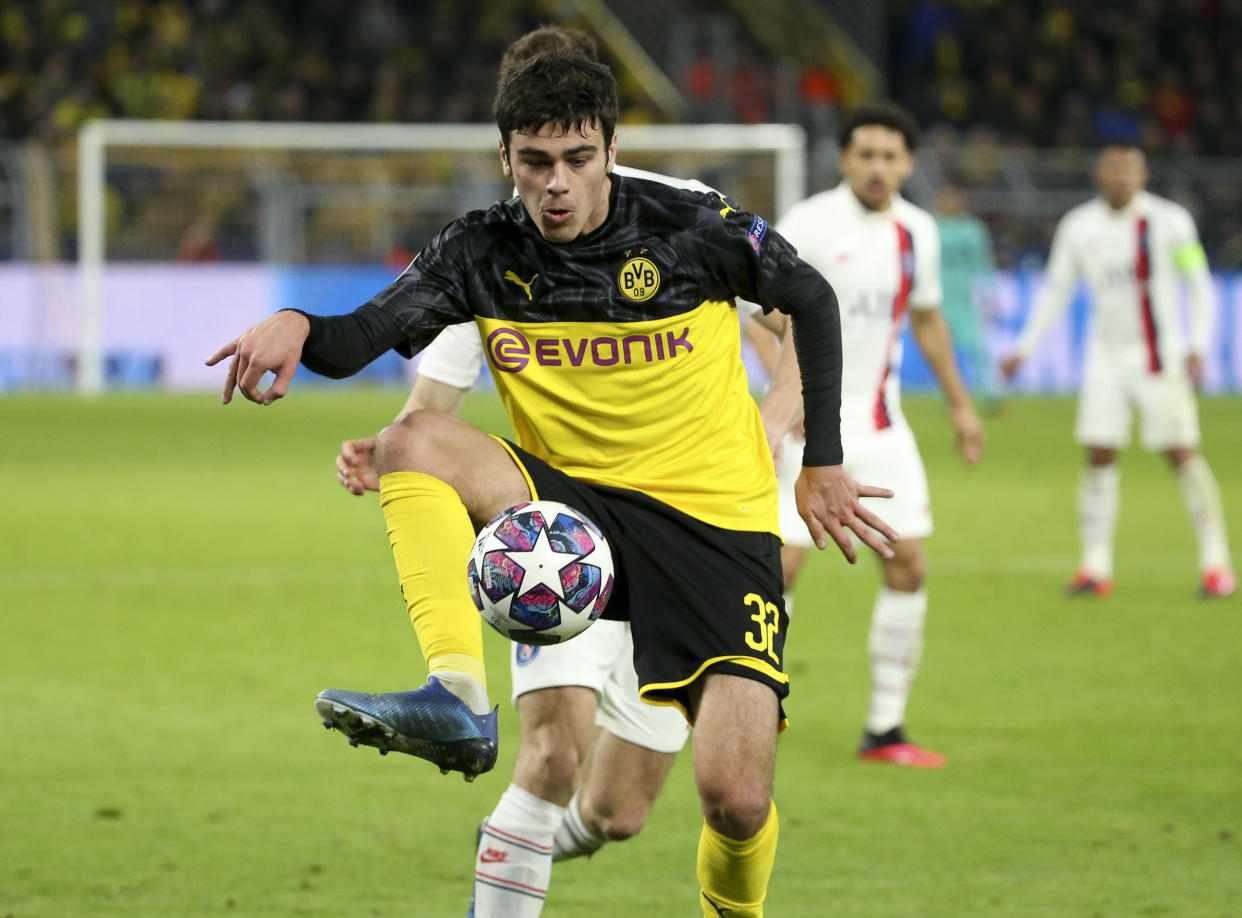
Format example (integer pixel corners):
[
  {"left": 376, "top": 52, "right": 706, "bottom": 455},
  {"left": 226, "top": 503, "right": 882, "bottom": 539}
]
[{"left": 1, "top": 390, "right": 1239, "bottom": 917}]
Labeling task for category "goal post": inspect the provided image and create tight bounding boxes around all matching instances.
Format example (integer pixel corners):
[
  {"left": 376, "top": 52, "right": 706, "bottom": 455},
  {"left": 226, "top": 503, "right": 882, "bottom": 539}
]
[{"left": 75, "top": 119, "right": 806, "bottom": 395}]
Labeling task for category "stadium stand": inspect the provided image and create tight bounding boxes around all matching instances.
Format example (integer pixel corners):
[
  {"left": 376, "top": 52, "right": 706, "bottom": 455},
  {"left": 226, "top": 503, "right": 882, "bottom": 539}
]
[{"left": 2, "top": 0, "right": 1241, "bottom": 266}]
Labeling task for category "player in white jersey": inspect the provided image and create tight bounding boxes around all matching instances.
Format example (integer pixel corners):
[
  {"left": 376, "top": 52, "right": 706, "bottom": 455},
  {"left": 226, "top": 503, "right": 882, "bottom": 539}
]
[
  {"left": 747, "top": 101, "right": 983, "bottom": 767},
  {"left": 1001, "top": 143, "right": 1235, "bottom": 598}
]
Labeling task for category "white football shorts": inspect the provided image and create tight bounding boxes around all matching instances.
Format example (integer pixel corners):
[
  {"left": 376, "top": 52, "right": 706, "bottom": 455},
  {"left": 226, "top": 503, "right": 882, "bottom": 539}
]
[
  {"left": 1075, "top": 354, "right": 1200, "bottom": 451},
  {"left": 777, "top": 422, "right": 933, "bottom": 548},
  {"left": 509, "top": 619, "right": 691, "bottom": 754}
]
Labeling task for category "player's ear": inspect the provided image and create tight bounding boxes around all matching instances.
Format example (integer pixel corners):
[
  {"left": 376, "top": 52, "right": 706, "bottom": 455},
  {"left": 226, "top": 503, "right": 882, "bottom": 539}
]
[
  {"left": 499, "top": 138, "right": 513, "bottom": 178},
  {"left": 605, "top": 133, "right": 617, "bottom": 174}
]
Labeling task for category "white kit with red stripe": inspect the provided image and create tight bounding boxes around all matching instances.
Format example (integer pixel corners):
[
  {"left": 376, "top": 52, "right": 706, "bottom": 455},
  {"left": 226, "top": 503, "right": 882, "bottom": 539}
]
[
  {"left": 1014, "top": 189, "right": 1213, "bottom": 451},
  {"left": 1015, "top": 189, "right": 1206, "bottom": 373},
  {"left": 769, "top": 184, "right": 940, "bottom": 546},
  {"left": 776, "top": 183, "right": 943, "bottom": 437}
]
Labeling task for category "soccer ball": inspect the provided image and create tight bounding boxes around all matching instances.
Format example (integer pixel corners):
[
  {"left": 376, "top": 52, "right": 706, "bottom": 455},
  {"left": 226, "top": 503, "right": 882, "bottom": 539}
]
[{"left": 467, "top": 500, "right": 614, "bottom": 645}]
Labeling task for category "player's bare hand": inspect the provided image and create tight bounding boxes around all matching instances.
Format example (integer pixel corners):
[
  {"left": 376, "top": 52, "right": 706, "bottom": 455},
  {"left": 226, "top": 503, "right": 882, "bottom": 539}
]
[
  {"left": 999, "top": 353, "right": 1023, "bottom": 381},
  {"left": 952, "top": 403, "right": 984, "bottom": 467},
  {"left": 1186, "top": 352, "right": 1203, "bottom": 390},
  {"left": 205, "top": 310, "right": 310, "bottom": 405},
  {"left": 795, "top": 465, "right": 897, "bottom": 564},
  {"left": 337, "top": 437, "right": 379, "bottom": 495}
]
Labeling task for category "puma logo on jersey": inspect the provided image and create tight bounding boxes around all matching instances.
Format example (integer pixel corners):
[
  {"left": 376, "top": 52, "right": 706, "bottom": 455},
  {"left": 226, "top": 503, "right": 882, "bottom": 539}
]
[
  {"left": 504, "top": 270, "right": 539, "bottom": 300},
  {"left": 716, "top": 194, "right": 739, "bottom": 218}
]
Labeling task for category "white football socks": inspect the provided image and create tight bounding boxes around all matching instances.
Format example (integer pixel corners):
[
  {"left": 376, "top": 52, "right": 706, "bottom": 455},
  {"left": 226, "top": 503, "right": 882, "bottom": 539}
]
[
  {"left": 866, "top": 587, "right": 928, "bottom": 735},
  {"left": 1078, "top": 464, "right": 1120, "bottom": 579},
  {"left": 431, "top": 672, "right": 491, "bottom": 716},
  {"left": 1176, "top": 455, "right": 1233, "bottom": 571},
  {"left": 551, "top": 790, "right": 606, "bottom": 862},
  {"left": 473, "top": 784, "right": 563, "bottom": 917}
]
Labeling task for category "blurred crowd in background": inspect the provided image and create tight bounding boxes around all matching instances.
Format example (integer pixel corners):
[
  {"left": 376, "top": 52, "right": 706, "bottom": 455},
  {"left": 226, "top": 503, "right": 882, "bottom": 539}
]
[
  {"left": 0, "top": 0, "right": 545, "bottom": 139},
  {"left": 891, "top": 0, "right": 1242, "bottom": 157},
  {"left": 3, "top": 0, "right": 1242, "bottom": 266}
]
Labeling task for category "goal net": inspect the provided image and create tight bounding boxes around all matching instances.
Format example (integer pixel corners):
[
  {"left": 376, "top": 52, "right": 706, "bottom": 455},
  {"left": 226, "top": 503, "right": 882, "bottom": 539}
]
[{"left": 70, "top": 120, "right": 805, "bottom": 393}]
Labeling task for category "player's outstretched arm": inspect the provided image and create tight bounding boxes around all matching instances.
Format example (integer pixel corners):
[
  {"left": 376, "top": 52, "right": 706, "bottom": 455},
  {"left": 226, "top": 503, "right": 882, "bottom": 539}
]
[
  {"left": 335, "top": 374, "right": 470, "bottom": 495},
  {"left": 795, "top": 465, "right": 896, "bottom": 564},
  {"left": 205, "top": 310, "right": 309, "bottom": 406}
]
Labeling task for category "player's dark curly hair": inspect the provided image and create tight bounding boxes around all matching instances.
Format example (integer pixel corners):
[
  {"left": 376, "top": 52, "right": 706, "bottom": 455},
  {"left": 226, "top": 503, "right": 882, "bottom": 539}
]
[
  {"left": 838, "top": 101, "right": 920, "bottom": 152},
  {"left": 500, "top": 25, "right": 600, "bottom": 76},
  {"left": 493, "top": 51, "right": 618, "bottom": 152}
]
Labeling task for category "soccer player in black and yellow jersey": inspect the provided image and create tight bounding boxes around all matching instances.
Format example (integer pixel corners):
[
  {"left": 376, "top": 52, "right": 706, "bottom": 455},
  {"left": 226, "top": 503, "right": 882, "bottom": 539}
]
[{"left": 208, "top": 49, "right": 896, "bottom": 918}]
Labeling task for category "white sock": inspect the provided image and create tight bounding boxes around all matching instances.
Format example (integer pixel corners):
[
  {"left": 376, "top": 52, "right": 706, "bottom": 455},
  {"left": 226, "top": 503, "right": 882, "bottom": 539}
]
[
  {"left": 430, "top": 672, "right": 491, "bottom": 716},
  {"left": 866, "top": 587, "right": 928, "bottom": 735},
  {"left": 1078, "top": 464, "right": 1120, "bottom": 579},
  {"left": 474, "top": 785, "right": 563, "bottom": 917},
  {"left": 552, "top": 790, "right": 606, "bottom": 862},
  {"left": 1176, "top": 455, "right": 1233, "bottom": 571}
]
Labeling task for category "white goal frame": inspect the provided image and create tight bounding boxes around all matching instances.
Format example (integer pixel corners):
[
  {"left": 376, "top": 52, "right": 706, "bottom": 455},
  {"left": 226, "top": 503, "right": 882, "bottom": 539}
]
[{"left": 76, "top": 119, "right": 806, "bottom": 395}]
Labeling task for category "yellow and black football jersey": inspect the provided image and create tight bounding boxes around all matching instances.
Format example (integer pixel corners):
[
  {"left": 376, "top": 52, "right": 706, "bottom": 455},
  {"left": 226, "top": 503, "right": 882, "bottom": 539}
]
[{"left": 299, "top": 174, "right": 843, "bottom": 535}]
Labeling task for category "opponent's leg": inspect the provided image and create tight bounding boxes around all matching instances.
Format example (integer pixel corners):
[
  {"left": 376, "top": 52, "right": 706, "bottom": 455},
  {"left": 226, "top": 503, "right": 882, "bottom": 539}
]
[
  {"left": 858, "top": 538, "right": 943, "bottom": 767},
  {"left": 1068, "top": 447, "right": 1119, "bottom": 596},
  {"left": 1170, "top": 449, "right": 1236, "bottom": 597},
  {"left": 472, "top": 686, "right": 596, "bottom": 917},
  {"left": 554, "top": 729, "right": 678, "bottom": 860}
]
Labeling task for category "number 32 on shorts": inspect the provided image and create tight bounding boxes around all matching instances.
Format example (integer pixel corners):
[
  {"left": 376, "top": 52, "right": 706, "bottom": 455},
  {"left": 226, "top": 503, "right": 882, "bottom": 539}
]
[{"left": 743, "top": 592, "right": 781, "bottom": 664}]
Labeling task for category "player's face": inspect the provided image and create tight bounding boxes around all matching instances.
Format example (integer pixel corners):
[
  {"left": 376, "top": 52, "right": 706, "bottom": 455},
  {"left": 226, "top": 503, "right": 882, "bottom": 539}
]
[
  {"left": 839, "top": 125, "right": 913, "bottom": 212},
  {"left": 501, "top": 122, "right": 616, "bottom": 243},
  {"left": 1095, "top": 147, "right": 1147, "bottom": 209}
]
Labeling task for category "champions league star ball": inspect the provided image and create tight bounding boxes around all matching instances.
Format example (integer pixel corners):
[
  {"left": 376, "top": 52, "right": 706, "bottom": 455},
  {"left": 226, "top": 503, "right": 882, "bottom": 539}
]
[{"left": 467, "top": 500, "right": 614, "bottom": 645}]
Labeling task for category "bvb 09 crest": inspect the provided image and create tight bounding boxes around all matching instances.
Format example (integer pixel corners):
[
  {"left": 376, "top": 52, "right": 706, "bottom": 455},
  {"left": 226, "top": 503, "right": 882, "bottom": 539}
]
[{"left": 618, "top": 256, "right": 660, "bottom": 302}]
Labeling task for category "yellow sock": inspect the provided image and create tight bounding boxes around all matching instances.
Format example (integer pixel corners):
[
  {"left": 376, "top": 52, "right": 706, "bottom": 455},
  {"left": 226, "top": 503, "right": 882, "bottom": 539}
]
[
  {"left": 379, "top": 471, "right": 486, "bottom": 691},
  {"left": 697, "top": 802, "right": 779, "bottom": 918}
]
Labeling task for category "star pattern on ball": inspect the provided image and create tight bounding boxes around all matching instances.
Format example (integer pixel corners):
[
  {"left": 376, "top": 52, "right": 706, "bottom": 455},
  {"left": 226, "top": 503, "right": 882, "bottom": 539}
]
[{"left": 503, "top": 524, "right": 580, "bottom": 600}]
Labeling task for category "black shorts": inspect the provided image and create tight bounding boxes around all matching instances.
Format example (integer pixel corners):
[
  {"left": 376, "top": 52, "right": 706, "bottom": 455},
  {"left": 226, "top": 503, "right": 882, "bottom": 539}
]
[{"left": 498, "top": 439, "right": 789, "bottom": 722}]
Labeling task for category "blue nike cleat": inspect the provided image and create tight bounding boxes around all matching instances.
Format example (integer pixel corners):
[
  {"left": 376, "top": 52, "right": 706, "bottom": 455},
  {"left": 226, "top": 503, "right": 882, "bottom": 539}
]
[{"left": 314, "top": 677, "right": 499, "bottom": 781}]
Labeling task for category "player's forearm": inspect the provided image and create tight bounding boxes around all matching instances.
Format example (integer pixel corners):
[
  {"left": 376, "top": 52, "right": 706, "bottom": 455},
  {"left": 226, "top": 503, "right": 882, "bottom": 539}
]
[
  {"left": 757, "top": 321, "right": 803, "bottom": 441},
  {"left": 292, "top": 304, "right": 407, "bottom": 378},
  {"left": 399, "top": 375, "right": 470, "bottom": 419},
  {"left": 1183, "top": 266, "right": 1216, "bottom": 355},
  {"left": 911, "top": 309, "right": 974, "bottom": 411},
  {"left": 1013, "top": 278, "right": 1073, "bottom": 359}
]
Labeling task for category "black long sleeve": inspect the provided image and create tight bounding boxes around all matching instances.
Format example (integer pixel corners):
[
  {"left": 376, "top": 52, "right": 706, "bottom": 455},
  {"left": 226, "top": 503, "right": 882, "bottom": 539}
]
[
  {"left": 759, "top": 260, "right": 844, "bottom": 466},
  {"left": 290, "top": 304, "right": 408, "bottom": 379}
]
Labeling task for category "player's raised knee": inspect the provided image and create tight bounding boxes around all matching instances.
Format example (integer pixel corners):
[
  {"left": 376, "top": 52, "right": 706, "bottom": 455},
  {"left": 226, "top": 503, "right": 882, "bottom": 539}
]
[{"left": 374, "top": 409, "right": 461, "bottom": 477}]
